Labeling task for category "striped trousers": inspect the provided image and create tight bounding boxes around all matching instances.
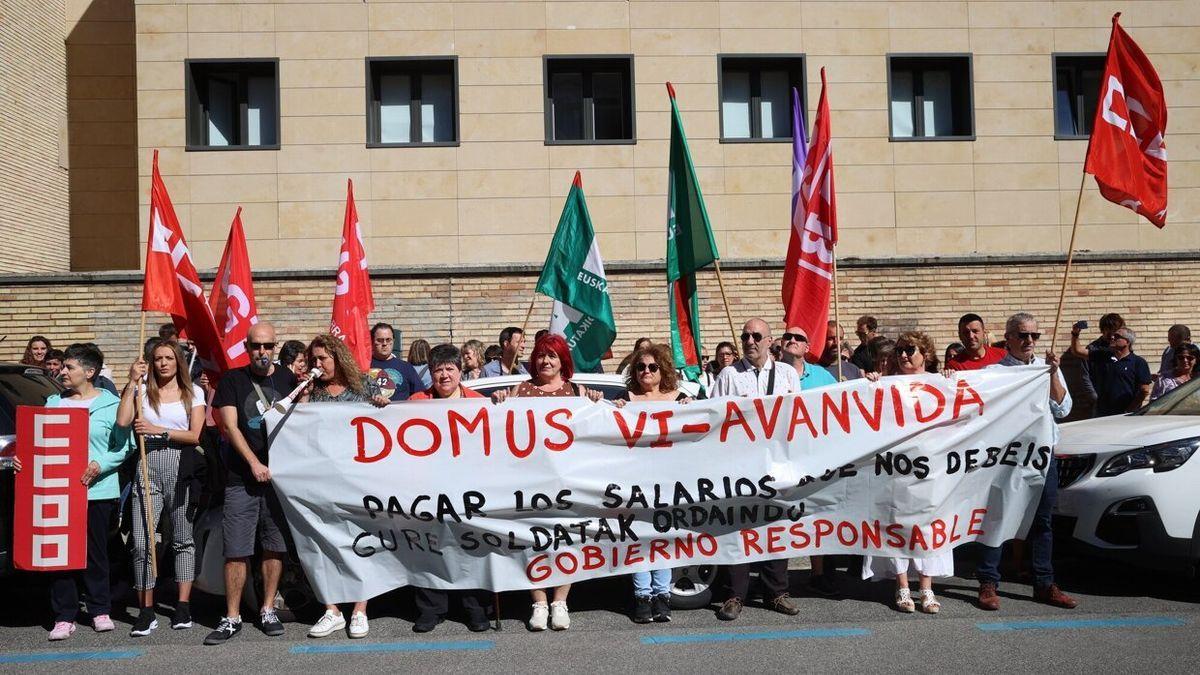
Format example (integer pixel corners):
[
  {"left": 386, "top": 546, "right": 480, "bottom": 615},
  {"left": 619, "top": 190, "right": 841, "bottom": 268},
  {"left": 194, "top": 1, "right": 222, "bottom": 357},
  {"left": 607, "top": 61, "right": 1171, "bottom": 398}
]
[{"left": 130, "top": 445, "right": 195, "bottom": 590}]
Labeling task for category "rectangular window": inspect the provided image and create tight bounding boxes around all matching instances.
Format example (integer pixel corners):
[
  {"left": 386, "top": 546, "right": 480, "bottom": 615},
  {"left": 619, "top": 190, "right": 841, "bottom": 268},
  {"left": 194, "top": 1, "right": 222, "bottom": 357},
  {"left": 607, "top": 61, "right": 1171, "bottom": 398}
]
[
  {"left": 367, "top": 58, "right": 458, "bottom": 146},
  {"left": 1054, "top": 54, "right": 1105, "bottom": 139},
  {"left": 544, "top": 56, "right": 635, "bottom": 144},
  {"left": 718, "top": 55, "right": 805, "bottom": 142},
  {"left": 888, "top": 55, "right": 974, "bottom": 140},
  {"left": 186, "top": 60, "right": 279, "bottom": 150}
]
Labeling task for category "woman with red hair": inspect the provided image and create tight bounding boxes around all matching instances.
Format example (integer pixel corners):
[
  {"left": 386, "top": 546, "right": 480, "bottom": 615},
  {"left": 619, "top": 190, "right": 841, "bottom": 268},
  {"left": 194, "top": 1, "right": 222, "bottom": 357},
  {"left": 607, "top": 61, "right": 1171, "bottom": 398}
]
[{"left": 492, "top": 333, "right": 602, "bottom": 631}]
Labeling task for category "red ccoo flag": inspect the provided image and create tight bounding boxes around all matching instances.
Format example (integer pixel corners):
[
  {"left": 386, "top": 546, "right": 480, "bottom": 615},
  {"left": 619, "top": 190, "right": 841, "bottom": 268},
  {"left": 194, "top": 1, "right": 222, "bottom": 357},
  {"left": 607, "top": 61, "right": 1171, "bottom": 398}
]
[
  {"left": 1084, "top": 13, "right": 1168, "bottom": 227},
  {"left": 330, "top": 179, "right": 374, "bottom": 370},
  {"left": 782, "top": 68, "right": 837, "bottom": 358},
  {"left": 208, "top": 207, "right": 259, "bottom": 369},
  {"left": 142, "top": 150, "right": 227, "bottom": 376}
]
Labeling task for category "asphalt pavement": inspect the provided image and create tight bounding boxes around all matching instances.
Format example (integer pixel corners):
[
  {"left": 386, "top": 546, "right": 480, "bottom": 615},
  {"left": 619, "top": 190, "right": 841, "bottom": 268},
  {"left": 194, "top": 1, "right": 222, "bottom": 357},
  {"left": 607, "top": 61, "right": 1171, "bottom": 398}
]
[{"left": 1, "top": 550, "right": 1198, "bottom": 673}]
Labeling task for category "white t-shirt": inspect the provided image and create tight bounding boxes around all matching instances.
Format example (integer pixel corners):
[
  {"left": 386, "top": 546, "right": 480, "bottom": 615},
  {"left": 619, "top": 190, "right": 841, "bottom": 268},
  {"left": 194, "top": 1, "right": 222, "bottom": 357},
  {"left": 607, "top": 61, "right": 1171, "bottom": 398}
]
[
  {"left": 141, "top": 384, "right": 205, "bottom": 431},
  {"left": 55, "top": 396, "right": 98, "bottom": 409}
]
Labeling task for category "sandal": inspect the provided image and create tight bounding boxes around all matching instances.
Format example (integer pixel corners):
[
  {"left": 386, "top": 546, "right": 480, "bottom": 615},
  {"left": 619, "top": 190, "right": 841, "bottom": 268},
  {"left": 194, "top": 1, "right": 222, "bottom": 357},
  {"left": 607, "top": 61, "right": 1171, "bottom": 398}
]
[
  {"left": 895, "top": 587, "right": 915, "bottom": 613},
  {"left": 919, "top": 589, "right": 941, "bottom": 614}
]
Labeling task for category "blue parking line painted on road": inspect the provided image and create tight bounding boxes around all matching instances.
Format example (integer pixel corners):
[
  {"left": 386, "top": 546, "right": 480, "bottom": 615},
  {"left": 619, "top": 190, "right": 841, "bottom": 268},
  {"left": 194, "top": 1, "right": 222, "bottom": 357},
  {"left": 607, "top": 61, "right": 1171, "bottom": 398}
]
[
  {"left": 290, "top": 640, "right": 494, "bottom": 655},
  {"left": 641, "top": 627, "right": 871, "bottom": 645},
  {"left": 0, "top": 649, "right": 145, "bottom": 664},
  {"left": 978, "top": 616, "right": 1185, "bottom": 632}
]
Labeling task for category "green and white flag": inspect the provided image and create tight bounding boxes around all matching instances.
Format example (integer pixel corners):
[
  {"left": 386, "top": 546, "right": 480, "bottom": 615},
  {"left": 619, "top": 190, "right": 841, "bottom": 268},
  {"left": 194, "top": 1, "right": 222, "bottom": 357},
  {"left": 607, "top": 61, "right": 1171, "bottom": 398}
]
[{"left": 536, "top": 172, "right": 617, "bottom": 372}]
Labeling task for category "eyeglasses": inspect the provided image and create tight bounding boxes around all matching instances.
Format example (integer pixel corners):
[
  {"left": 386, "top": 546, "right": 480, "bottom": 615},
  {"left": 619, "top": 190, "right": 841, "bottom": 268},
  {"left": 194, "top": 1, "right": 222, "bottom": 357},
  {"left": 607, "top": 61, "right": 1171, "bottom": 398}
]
[
  {"left": 1013, "top": 332, "right": 1042, "bottom": 341},
  {"left": 247, "top": 341, "right": 276, "bottom": 351},
  {"left": 896, "top": 344, "right": 918, "bottom": 357},
  {"left": 781, "top": 333, "right": 808, "bottom": 343},
  {"left": 740, "top": 332, "right": 765, "bottom": 343},
  {"left": 634, "top": 363, "right": 661, "bottom": 373}
]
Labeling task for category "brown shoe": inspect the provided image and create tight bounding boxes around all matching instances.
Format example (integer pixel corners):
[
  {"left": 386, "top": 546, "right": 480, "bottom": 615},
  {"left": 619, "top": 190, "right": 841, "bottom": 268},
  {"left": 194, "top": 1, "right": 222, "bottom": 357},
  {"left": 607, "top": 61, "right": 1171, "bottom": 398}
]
[
  {"left": 977, "top": 582, "right": 1001, "bottom": 611},
  {"left": 717, "top": 597, "right": 743, "bottom": 621},
  {"left": 768, "top": 594, "right": 801, "bottom": 616},
  {"left": 1034, "top": 584, "right": 1078, "bottom": 609}
]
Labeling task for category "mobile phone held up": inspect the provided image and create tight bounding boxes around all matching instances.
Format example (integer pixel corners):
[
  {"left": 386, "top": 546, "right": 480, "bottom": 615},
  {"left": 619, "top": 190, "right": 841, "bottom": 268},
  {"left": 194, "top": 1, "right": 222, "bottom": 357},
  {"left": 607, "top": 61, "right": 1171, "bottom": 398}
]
[{"left": 1073, "top": 320, "right": 1089, "bottom": 331}]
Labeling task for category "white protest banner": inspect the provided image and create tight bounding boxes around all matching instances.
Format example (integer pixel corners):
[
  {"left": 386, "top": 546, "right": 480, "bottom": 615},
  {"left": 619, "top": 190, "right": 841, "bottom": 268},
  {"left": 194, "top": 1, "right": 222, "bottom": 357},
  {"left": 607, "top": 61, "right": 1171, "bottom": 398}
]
[{"left": 268, "top": 365, "right": 1053, "bottom": 603}]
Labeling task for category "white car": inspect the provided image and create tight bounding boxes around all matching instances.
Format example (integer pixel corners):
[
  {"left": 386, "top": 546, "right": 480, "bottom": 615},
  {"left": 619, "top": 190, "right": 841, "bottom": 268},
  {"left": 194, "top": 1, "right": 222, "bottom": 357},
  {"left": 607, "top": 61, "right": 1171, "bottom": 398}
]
[{"left": 1053, "top": 376, "right": 1200, "bottom": 577}]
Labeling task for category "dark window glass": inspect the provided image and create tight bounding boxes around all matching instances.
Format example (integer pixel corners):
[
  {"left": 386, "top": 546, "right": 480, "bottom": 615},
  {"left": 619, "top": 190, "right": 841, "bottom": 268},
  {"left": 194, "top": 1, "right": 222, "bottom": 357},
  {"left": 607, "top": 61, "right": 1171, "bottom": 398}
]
[
  {"left": 186, "top": 60, "right": 279, "bottom": 149},
  {"left": 1054, "top": 54, "right": 1105, "bottom": 138},
  {"left": 719, "top": 56, "right": 805, "bottom": 141},
  {"left": 888, "top": 56, "right": 974, "bottom": 140},
  {"left": 544, "top": 57, "right": 634, "bottom": 143},
  {"left": 368, "top": 58, "right": 458, "bottom": 146}
]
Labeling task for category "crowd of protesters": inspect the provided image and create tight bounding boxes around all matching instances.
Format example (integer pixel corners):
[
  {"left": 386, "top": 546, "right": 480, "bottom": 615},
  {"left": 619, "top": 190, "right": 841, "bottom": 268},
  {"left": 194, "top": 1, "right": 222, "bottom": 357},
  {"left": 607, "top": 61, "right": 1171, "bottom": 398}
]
[{"left": 7, "top": 309, "right": 1195, "bottom": 642}]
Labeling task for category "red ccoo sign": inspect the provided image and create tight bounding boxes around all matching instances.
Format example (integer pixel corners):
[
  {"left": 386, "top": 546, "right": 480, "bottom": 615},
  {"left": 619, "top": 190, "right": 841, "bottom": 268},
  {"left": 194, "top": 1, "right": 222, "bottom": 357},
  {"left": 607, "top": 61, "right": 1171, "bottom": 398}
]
[{"left": 14, "top": 406, "right": 89, "bottom": 571}]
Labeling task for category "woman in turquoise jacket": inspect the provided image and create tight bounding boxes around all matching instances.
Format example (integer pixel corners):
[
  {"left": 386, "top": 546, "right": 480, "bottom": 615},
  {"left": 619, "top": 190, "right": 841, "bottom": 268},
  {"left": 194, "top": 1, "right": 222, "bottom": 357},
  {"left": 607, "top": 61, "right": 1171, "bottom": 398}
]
[{"left": 18, "top": 343, "right": 133, "bottom": 641}]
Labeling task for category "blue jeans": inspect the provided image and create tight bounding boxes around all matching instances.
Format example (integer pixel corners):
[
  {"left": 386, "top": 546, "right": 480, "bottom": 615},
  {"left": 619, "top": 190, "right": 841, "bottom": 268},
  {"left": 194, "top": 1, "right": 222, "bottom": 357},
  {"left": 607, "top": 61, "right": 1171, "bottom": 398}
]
[
  {"left": 977, "top": 460, "right": 1058, "bottom": 588},
  {"left": 632, "top": 569, "right": 672, "bottom": 598}
]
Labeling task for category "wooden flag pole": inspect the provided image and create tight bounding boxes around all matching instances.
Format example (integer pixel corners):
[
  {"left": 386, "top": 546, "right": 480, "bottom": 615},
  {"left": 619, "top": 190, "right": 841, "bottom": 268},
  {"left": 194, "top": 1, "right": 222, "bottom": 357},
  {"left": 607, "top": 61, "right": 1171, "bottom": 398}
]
[
  {"left": 519, "top": 293, "right": 537, "bottom": 340},
  {"left": 832, "top": 247, "right": 843, "bottom": 382},
  {"left": 1049, "top": 170, "right": 1089, "bottom": 355},
  {"left": 712, "top": 259, "right": 740, "bottom": 349},
  {"left": 133, "top": 313, "right": 158, "bottom": 580}
]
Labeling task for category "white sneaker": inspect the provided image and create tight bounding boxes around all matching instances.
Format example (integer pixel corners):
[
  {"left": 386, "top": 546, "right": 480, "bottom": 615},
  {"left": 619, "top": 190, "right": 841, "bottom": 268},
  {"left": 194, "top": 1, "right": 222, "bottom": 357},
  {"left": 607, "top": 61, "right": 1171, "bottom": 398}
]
[
  {"left": 348, "top": 612, "right": 369, "bottom": 639},
  {"left": 528, "top": 602, "right": 549, "bottom": 631},
  {"left": 308, "top": 610, "right": 346, "bottom": 638},
  {"left": 549, "top": 601, "right": 570, "bottom": 631}
]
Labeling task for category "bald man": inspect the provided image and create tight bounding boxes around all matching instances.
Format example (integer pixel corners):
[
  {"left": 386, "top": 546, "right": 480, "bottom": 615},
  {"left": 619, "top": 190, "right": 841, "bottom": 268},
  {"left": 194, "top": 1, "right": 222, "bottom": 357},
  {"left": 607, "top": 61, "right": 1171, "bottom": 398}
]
[
  {"left": 207, "top": 322, "right": 299, "bottom": 645},
  {"left": 711, "top": 318, "right": 802, "bottom": 620}
]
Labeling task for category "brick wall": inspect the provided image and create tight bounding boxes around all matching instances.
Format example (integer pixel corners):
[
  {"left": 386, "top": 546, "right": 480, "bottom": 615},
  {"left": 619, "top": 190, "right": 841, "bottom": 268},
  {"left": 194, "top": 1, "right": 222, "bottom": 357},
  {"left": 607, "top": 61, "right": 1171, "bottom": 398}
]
[
  {"left": 0, "top": 255, "right": 1194, "bottom": 382},
  {"left": 0, "top": 0, "right": 69, "bottom": 273}
]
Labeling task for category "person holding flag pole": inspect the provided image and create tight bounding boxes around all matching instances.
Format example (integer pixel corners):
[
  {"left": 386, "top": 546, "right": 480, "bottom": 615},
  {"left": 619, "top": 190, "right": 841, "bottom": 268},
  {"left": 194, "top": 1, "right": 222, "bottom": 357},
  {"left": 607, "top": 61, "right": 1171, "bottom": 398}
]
[{"left": 665, "top": 82, "right": 738, "bottom": 382}]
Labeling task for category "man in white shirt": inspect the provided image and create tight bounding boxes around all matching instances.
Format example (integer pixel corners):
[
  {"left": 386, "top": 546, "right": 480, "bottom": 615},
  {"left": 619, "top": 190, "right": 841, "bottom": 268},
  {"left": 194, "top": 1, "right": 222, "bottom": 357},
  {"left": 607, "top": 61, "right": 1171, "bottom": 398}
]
[
  {"left": 711, "top": 318, "right": 801, "bottom": 621},
  {"left": 977, "top": 312, "right": 1078, "bottom": 611}
]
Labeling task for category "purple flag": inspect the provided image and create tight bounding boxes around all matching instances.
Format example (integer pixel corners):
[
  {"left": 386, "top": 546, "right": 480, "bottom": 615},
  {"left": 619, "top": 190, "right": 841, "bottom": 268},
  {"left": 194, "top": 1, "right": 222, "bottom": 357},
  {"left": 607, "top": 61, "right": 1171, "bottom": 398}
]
[{"left": 790, "top": 87, "right": 810, "bottom": 234}]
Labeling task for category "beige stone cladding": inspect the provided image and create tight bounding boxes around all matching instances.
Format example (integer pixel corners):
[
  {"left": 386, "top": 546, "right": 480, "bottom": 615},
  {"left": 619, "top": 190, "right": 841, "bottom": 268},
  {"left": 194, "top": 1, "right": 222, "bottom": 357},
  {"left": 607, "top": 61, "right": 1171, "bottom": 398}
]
[
  {"left": 0, "top": 256, "right": 1193, "bottom": 383},
  {"left": 119, "top": 0, "right": 1198, "bottom": 272}
]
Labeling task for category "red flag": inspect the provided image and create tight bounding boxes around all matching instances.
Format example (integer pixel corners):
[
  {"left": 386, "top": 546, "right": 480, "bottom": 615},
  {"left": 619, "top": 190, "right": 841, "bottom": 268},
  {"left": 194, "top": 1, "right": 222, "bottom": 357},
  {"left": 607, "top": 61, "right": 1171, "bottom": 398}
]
[
  {"left": 1084, "top": 13, "right": 1168, "bottom": 227},
  {"left": 782, "top": 68, "right": 837, "bottom": 359},
  {"left": 142, "top": 150, "right": 227, "bottom": 375},
  {"left": 208, "top": 207, "right": 259, "bottom": 369},
  {"left": 330, "top": 179, "right": 374, "bottom": 370}
]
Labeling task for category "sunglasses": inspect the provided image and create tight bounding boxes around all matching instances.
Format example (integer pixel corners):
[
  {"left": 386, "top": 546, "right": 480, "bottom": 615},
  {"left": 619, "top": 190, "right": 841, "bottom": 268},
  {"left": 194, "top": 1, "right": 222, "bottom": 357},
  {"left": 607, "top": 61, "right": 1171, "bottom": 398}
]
[
  {"left": 634, "top": 363, "right": 661, "bottom": 373},
  {"left": 247, "top": 341, "right": 276, "bottom": 351},
  {"left": 896, "top": 344, "right": 918, "bottom": 357},
  {"left": 781, "top": 332, "right": 808, "bottom": 343},
  {"left": 1013, "top": 332, "right": 1042, "bottom": 341},
  {"left": 740, "top": 332, "right": 765, "bottom": 343}
]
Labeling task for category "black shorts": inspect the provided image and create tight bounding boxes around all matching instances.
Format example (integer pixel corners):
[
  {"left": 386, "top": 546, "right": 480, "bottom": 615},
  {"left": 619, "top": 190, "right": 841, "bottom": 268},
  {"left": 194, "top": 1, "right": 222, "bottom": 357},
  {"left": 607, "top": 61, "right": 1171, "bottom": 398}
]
[{"left": 222, "top": 479, "right": 289, "bottom": 559}]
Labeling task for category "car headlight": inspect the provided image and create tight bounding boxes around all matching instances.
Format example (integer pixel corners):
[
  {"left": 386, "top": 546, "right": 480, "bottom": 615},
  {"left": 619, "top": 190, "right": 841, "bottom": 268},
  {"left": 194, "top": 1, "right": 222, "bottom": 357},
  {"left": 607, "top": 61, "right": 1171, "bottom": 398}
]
[{"left": 1097, "top": 437, "right": 1200, "bottom": 477}]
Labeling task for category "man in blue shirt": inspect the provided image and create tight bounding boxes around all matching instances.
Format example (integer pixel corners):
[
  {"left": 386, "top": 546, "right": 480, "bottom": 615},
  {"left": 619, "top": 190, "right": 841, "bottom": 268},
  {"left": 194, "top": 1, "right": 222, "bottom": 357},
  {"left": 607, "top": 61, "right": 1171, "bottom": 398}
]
[
  {"left": 480, "top": 326, "right": 529, "bottom": 377},
  {"left": 1069, "top": 325, "right": 1152, "bottom": 416},
  {"left": 368, "top": 322, "right": 425, "bottom": 402}
]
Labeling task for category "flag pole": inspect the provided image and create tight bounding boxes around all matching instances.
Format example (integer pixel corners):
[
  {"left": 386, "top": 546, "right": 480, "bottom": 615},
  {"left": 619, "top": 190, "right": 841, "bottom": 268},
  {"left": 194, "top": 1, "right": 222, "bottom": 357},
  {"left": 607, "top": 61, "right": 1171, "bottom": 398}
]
[
  {"left": 519, "top": 293, "right": 537, "bottom": 339},
  {"left": 832, "top": 247, "right": 843, "bottom": 381},
  {"left": 1049, "top": 170, "right": 1089, "bottom": 355},
  {"left": 711, "top": 259, "right": 740, "bottom": 349},
  {"left": 133, "top": 312, "right": 159, "bottom": 580}
]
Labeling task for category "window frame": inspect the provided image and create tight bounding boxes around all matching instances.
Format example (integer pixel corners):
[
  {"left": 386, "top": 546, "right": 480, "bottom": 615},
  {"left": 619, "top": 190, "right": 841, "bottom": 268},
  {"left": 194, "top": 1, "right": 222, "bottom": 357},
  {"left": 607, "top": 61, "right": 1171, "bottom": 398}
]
[
  {"left": 886, "top": 53, "right": 975, "bottom": 142},
  {"left": 542, "top": 54, "right": 636, "bottom": 146},
  {"left": 1052, "top": 52, "right": 1106, "bottom": 141},
  {"left": 185, "top": 58, "right": 281, "bottom": 152},
  {"left": 716, "top": 54, "right": 807, "bottom": 144},
  {"left": 365, "top": 56, "right": 461, "bottom": 148}
]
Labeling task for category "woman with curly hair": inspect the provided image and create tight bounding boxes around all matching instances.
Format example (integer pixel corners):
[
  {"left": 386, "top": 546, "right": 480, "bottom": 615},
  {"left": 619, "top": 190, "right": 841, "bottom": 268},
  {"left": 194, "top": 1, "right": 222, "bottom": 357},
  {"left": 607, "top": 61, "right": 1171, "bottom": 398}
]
[
  {"left": 460, "top": 339, "right": 487, "bottom": 381},
  {"left": 21, "top": 335, "right": 51, "bottom": 367},
  {"left": 299, "top": 334, "right": 387, "bottom": 639},
  {"left": 864, "top": 330, "right": 952, "bottom": 614}
]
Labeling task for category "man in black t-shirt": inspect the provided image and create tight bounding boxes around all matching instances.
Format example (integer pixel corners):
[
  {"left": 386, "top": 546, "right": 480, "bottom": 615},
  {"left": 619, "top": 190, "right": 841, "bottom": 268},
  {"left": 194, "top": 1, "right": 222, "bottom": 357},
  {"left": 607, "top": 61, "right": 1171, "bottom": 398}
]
[
  {"left": 1070, "top": 325, "right": 1152, "bottom": 417},
  {"left": 367, "top": 322, "right": 425, "bottom": 402},
  {"left": 206, "top": 322, "right": 298, "bottom": 645}
]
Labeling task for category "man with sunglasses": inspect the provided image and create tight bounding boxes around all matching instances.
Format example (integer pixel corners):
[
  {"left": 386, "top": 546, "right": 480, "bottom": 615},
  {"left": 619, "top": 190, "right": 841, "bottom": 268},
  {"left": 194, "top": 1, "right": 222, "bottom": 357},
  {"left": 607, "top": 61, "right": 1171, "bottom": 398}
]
[
  {"left": 711, "top": 318, "right": 803, "bottom": 621},
  {"left": 207, "top": 322, "right": 299, "bottom": 645},
  {"left": 780, "top": 325, "right": 837, "bottom": 389},
  {"left": 976, "top": 312, "right": 1077, "bottom": 611},
  {"left": 1070, "top": 325, "right": 1152, "bottom": 417}
]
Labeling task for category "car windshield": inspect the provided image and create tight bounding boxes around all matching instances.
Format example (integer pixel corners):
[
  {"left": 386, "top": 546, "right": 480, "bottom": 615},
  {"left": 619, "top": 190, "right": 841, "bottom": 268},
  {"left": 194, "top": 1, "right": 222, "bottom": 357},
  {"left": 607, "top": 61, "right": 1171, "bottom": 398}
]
[
  {"left": 1136, "top": 376, "right": 1200, "bottom": 416},
  {"left": 0, "top": 369, "right": 64, "bottom": 435}
]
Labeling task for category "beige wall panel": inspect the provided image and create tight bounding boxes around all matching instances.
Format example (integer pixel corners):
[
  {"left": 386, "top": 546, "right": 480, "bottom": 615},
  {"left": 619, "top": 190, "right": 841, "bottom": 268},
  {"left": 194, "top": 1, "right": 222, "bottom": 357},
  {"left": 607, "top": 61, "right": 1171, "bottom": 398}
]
[
  {"left": 722, "top": 193, "right": 789, "bottom": 229},
  {"left": 455, "top": 29, "right": 547, "bottom": 58},
  {"left": 889, "top": 29, "right": 971, "bottom": 53},
  {"left": 458, "top": 169, "right": 549, "bottom": 199},
  {"left": 368, "top": 3, "right": 453, "bottom": 31},
  {"left": 893, "top": 163, "right": 974, "bottom": 193},
  {"left": 457, "top": 140, "right": 547, "bottom": 170},
  {"left": 635, "top": 81, "right": 716, "bottom": 114},
  {"left": 967, "top": 2, "right": 1054, "bottom": 29},
  {"left": 281, "top": 115, "right": 365, "bottom": 145},
  {"left": 137, "top": 32, "right": 186, "bottom": 62},
  {"left": 1067, "top": 190, "right": 1139, "bottom": 225},
  {"left": 249, "top": 237, "right": 340, "bottom": 270},
  {"left": 975, "top": 82, "right": 1050, "bottom": 111},
  {"left": 969, "top": 28, "right": 1054, "bottom": 55},
  {"left": 546, "top": 1, "right": 629, "bottom": 30},
  {"left": 837, "top": 165, "right": 895, "bottom": 194},
  {"left": 726, "top": 227, "right": 788, "bottom": 258},
  {"left": 277, "top": 31, "right": 367, "bottom": 60},
  {"left": 138, "top": 61, "right": 184, "bottom": 90},
  {"left": 800, "top": 2, "right": 886, "bottom": 29},
  {"left": 458, "top": 197, "right": 548, "bottom": 236},
  {"left": 972, "top": 163, "right": 1057, "bottom": 192},
  {"left": 719, "top": 142, "right": 790, "bottom": 168},
  {"left": 582, "top": 195, "right": 636, "bottom": 233},
  {"left": 803, "top": 29, "right": 887, "bottom": 56},
  {"left": 1072, "top": 224, "right": 1138, "bottom": 252},
  {"left": 1154, "top": 53, "right": 1200, "bottom": 81},
  {"left": 280, "top": 87, "right": 364, "bottom": 117},
  {"left": 373, "top": 170, "right": 457, "bottom": 200},
  {"left": 894, "top": 191, "right": 975, "bottom": 228},
  {"left": 629, "top": 1, "right": 717, "bottom": 29},
  {"left": 973, "top": 55, "right": 1051, "bottom": 83},
  {"left": 818, "top": 56, "right": 886, "bottom": 84},
  {"left": 274, "top": 144, "right": 367, "bottom": 174},
  {"left": 718, "top": 1, "right": 801, "bottom": 29},
  {"left": 67, "top": 0, "right": 132, "bottom": 23},
  {"left": 826, "top": 82, "right": 886, "bottom": 111},
  {"left": 459, "top": 112, "right": 545, "bottom": 142},
  {"left": 190, "top": 173, "right": 278, "bottom": 204},
  {"left": 1164, "top": 80, "right": 1200, "bottom": 108},
  {"left": 453, "top": 2, "right": 547, "bottom": 31},
  {"left": 630, "top": 29, "right": 720, "bottom": 56},
  {"left": 714, "top": 29, "right": 805, "bottom": 54},
  {"left": 835, "top": 138, "right": 893, "bottom": 166},
  {"left": 834, "top": 227, "right": 896, "bottom": 258},
  {"left": 375, "top": 235, "right": 461, "bottom": 265},
  {"left": 458, "top": 57, "right": 543, "bottom": 86},
  {"left": 838, "top": 191, "right": 896, "bottom": 229},
  {"left": 974, "top": 136, "right": 1058, "bottom": 164},
  {"left": 633, "top": 230, "right": 666, "bottom": 259},
  {"left": 136, "top": 89, "right": 183, "bottom": 119},
  {"left": 834, "top": 110, "right": 888, "bottom": 138},
  {"left": 458, "top": 233, "right": 551, "bottom": 262},
  {"left": 187, "top": 32, "right": 276, "bottom": 59},
  {"left": 459, "top": 85, "right": 543, "bottom": 114},
  {"left": 185, "top": 4, "right": 240, "bottom": 34},
  {"left": 892, "top": 141, "right": 973, "bottom": 165},
  {"left": 1139, "top": 221, "right": 1199, "bottom": 251},
  {"left": 278, "top": 172, "right": 373, "bottom": 202},
  {"left": 636, "top": 56, "right": 713, "bottom": 86},
  {"left": 188, "top": 150, "right": 279, "bottom": 176},
  {"left": 976, "top": 225, "right": 1063, "bottom": 254},
  {"left": 546, "top": 28, "right": 631, "bottom": 53},
  {"left": 1051, "top": 27, "right": 1110, "bottom": 52},
  {"left": 279, "top": 59, "right": 361, "bottom": 88},
  {"left": 723, "top": 166, "right": 789, "bottom": 195},
  {"left": 137, "top": 4, "right": 186, "bottom": 33},
  {"left": 975, "top": 109, "right": 1052, "bottom": 137},
  {"left": 896, "top": 225, "right": 974, "bottom": 255},
  {"left": 555, "top": 167, "right": 634, "bottom": 197},
  {"left": 594, "top": 232, "right": 636, "bottom": 260},
  {"left": 278, "top": 200, "right": 351, "bottom": 239},
  {"left": 888, "top": 1, "right": 968, "bottom": 29},
  {"left": 134, "top": 118, "right": 182, "bottom": 149},
  {"left": 189, "top": 201, "right": 278, "bottom": 240},
  {"left": 372, "top": 198, "right": 458, "bottom": 237},
  {"left": 547, "top": 144, "right": 636, "bottom": 169},
  {"left": 240, "top": 5, "right": 275, "bottom": 32},
  {"left": 274, "top": 3, "right": 367, "bottom": 31},
  {"left": 367, "top": 146, "right": 458, "bottom": 172},
  {"left": 975, "top": 189, "right": 1060, "bottom": 227}
]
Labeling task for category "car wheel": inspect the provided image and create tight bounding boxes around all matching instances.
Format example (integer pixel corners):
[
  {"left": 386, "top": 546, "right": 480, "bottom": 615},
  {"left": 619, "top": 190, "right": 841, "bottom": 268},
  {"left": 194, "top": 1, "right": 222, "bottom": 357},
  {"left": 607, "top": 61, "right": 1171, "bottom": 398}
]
[{"left": 670, "top": 564, "right": 717, "bottom": 610}]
